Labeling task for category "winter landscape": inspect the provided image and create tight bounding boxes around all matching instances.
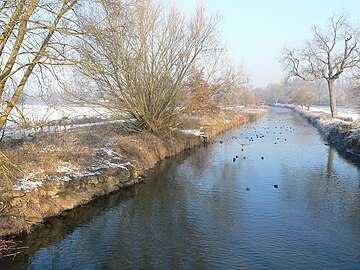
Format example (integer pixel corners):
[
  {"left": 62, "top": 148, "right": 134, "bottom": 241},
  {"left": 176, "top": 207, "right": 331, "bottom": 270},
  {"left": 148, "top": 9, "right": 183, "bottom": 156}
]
[{"left": 0, "top": 1, "right": 360, "bottom": 269}]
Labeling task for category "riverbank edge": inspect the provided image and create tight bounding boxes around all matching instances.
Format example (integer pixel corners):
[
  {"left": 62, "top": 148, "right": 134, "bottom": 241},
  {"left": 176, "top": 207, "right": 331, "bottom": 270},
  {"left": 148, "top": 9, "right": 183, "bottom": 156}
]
[
  {"left": 277, "top": 104, "right": 360, "bottom": 155},
  {"left": 1, "top": 107, "right": 269, "bottom": 237}
]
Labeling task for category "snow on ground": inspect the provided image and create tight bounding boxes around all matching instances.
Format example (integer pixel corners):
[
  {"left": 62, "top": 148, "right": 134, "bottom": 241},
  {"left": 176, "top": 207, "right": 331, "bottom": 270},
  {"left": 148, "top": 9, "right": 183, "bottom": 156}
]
[
  {"left": 14, "top": 180, "right": 43, "bottom": 192},
  {"left": 91, "top": 161, "right": 130, "bottom": 171},
  {"left": 5, "top": 104, "right": 113, "bottom": 130},
  {"left": 14, "top": 170, "right": 44, "bottom": 191},
  {"left": 55, "top": 163, "right": 80, "bottom": 174},
  {"left": 181, "top": 129, "right": 205, "bottom": 136},
  {"left": 15, "top": 161, "right": 131, "bottom": 192},
  {"left": 97, "top": 147, "right": 123, "bottom": 160},
  {"left": 13, "top": 148, "right": 131, "bottom": 192},
  {"left": 3, "top": 104, "right": 122, "bottom": 139},
  {"left": 17, "top": 104, "right": 112, "bottom": 122},
  {"left": 309, "top": 106, "right": 360, "bottom": 121}
]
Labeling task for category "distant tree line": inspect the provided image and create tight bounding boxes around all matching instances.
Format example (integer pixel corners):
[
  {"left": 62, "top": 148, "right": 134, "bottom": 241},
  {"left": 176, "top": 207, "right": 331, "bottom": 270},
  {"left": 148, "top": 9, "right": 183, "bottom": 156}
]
[{"left": 257, "top": 77, "right": 358, "bottom": 109}]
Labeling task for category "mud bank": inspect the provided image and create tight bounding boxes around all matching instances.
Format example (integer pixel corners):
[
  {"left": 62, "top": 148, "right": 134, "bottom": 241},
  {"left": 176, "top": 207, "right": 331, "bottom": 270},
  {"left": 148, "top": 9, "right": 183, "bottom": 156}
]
[
  {"left": 279, "top": 104, "right": 360, "bottom": 155},
  {"left": 0, "top": 107, "right": 269, "bottom": 237}
]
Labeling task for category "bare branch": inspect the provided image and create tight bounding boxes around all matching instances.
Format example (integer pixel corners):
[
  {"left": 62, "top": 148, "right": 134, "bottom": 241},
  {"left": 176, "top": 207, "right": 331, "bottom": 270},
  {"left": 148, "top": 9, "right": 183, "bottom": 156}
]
[{"left": 280, "top": 13, "right": 360, "bottom": 117}]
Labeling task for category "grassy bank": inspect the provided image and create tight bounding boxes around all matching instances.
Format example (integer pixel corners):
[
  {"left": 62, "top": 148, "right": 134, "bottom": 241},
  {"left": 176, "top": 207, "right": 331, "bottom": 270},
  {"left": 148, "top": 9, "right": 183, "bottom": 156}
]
[
  {"left": 278, "top": 104, "right": 360, "bottom": 155},
  {"left": 0, "top": 106, "right": 268, "bottom": 238}
]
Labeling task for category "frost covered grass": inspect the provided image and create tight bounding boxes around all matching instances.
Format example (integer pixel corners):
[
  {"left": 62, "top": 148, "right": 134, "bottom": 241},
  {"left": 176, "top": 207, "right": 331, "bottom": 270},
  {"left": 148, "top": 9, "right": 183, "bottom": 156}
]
[
  {"left": 3, "top": 127, "right": 135, "bottom": 192},
  {"left": 292, "top": 105, "right": 360, "bottom": 155}
]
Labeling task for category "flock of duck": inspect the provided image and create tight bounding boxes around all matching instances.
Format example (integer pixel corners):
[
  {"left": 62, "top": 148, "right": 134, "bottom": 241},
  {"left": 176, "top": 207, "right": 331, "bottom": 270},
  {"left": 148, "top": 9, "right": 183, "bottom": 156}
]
[{"left": 213, "top": 119, "right": 299, "bottom": 192}]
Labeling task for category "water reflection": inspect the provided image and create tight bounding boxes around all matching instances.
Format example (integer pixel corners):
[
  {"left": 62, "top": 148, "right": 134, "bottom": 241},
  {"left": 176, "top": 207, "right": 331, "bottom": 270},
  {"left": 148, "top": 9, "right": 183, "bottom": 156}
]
[
  {"left": 327, "top": 147, "right": 335, "bottom": 179},
  {"left": 1, "top": 107, "right": 360, "bottom": 269}
]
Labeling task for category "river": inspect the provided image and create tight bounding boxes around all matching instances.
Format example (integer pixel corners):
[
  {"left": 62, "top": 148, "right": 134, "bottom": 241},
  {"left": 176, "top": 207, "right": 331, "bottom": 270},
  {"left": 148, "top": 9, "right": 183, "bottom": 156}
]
[{"left": 1, "top": 107, "right": 360, "bottom": 269}]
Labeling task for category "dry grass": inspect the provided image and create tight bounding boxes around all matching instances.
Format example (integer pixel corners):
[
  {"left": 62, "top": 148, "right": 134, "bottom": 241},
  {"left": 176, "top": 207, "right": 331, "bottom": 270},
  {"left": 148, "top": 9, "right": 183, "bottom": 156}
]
[
  {"left": 0, "top": 151, "right": 22, "bottom": 190},
  {"left": 1, "top": 126, "right": 119, "bottom": 187}
]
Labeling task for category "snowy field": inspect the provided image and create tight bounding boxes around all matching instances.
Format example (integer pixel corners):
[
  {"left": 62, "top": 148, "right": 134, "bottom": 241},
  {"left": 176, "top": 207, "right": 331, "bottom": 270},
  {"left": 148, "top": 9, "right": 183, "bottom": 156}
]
[
  {"left": 309, "top": 105, "right": 360, "bottom": 121},
  {"left": 3, "top": 104, "right": 114, "bottom": 138},
  {"left": 13, "top": 104, "right": 113, "bottom": 123}
]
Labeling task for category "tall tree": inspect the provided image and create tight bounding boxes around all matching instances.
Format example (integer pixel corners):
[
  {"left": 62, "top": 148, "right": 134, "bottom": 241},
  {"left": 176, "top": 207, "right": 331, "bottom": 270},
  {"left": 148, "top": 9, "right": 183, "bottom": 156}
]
[
  {"left": 76, "top": 0, "right": 221, "bottom": 132},
  {"left": 281, "top": 13, "right": 360, "bottom": 117}
]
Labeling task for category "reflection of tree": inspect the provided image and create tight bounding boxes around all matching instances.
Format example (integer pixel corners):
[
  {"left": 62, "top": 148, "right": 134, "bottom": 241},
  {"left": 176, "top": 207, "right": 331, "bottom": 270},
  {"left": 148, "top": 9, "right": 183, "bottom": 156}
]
[
  {"left": 0, "top": 187, "right": 137, "bottom": 269},
  {"left": 326, "top": 147, "right": 335, "bottom": 179},
  {"left": 279, "top": 145, "right": 360, "bottom": 225}
]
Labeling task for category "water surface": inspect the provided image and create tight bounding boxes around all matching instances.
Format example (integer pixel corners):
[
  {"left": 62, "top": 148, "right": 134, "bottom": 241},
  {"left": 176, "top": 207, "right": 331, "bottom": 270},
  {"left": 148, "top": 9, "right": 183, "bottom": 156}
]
[{"left": 1, "top": 107, "right": 360, "bottom": 269}]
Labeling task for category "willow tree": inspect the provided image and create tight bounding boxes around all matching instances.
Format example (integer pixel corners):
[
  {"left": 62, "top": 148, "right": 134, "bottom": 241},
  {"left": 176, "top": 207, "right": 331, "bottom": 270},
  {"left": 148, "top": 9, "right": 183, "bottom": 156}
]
[
  {"left": 76, "top": 0, "right": 221, "bottom": 132},
  {"left": 281, "top": 14, "right": 360, "bottom": 117},
  {"left": 0, "top": 0, "right": 79, "bottom": 132}
]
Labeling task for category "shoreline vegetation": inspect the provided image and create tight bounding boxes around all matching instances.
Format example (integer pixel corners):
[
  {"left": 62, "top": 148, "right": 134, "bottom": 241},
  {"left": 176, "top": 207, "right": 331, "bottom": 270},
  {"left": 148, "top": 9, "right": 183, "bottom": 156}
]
[
  {"left": 0, "top": 106, "right": 268, "bottom": 240},
  {"left": 278, "top": 104, "right": 360, "bottom": 155}
]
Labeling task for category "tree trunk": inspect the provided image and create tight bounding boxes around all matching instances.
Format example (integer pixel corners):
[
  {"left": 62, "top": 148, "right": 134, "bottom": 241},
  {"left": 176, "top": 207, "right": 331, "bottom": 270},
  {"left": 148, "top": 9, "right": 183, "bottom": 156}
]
[{"left": 327, "top": 79, "right": 337, "bottom": 118}]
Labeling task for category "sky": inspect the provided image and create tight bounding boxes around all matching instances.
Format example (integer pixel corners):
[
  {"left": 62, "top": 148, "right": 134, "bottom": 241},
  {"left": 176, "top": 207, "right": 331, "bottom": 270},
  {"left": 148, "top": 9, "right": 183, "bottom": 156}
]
[{"left": 175, "top": 0, "right": 360, "bottom": 88}]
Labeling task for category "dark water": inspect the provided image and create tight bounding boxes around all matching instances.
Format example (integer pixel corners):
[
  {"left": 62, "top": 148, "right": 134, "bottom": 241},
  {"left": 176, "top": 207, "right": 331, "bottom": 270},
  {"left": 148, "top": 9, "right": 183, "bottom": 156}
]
[{"left": 2, "top": 107, "right": 360, "bottom": 269}]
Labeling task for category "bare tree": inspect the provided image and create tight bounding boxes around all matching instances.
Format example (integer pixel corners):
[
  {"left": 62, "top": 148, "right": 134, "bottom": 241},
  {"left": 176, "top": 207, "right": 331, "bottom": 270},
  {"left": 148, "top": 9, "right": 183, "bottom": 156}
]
[
  {"left": 210, "top": 61, "right": 250, "bottom": 105},
  {"left": 0, "top": 0, "right": 79, "bottom": 132},
  {"left": 292, "top": 88, "right": 316, "bottom": 109},
  {"left": 0, "top": 0, "right": 79, "bottom": 188},
  {"left": 259, "top": 82, "right": 285, "bottom": 104},
  {"left": 74, "top": 0, "right": 221, "bottom": 133},
  {"left": 281, "top": 13, "right": 360, "bottom": 117}
]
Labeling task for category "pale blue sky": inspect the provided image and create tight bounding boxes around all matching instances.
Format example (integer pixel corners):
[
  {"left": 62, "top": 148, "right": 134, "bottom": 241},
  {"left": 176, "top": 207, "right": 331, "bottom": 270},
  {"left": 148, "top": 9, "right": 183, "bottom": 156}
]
[{"left": 176, "top": 0, "right": 360, "bottom": 87}]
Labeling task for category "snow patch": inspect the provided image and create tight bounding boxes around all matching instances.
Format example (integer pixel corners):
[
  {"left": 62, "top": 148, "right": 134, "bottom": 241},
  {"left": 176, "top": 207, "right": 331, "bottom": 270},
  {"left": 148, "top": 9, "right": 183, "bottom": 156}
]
[
  {"left": 309, "top": 106, "right": 360, "bottom": 121},
  {"left": 72, "top": 171, "right": 101, "bottom": 177},
  {"left": 56, "top": 166, "right": 75, "bottom": 174},
  {"left": 45, "top": 175, "right": 72, "bottom": 182},
  {"left": 97, "top": 147, "right": 123, "bottom": 159},
  {"left": 92, "top": 161, "right": 129, "bottom": 171},
  {"left": 182, "top": 129, "right": 205, "bottom": 136},
  {"left": 14, "top": 180, "right": 42, "bottom": 191},
  {"left": 13, "top": 170, "right": 44, "bottom": 191}
]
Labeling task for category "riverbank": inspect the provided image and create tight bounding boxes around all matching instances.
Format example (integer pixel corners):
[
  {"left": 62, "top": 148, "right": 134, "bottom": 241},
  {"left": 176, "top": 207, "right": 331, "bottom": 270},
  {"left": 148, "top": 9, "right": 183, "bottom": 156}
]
[
  {"left": 0, "top": 106, "right": 269, "bottom": 238},
  {"left": 278, "top": 104, "right": 360, "bottom": 155}
]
